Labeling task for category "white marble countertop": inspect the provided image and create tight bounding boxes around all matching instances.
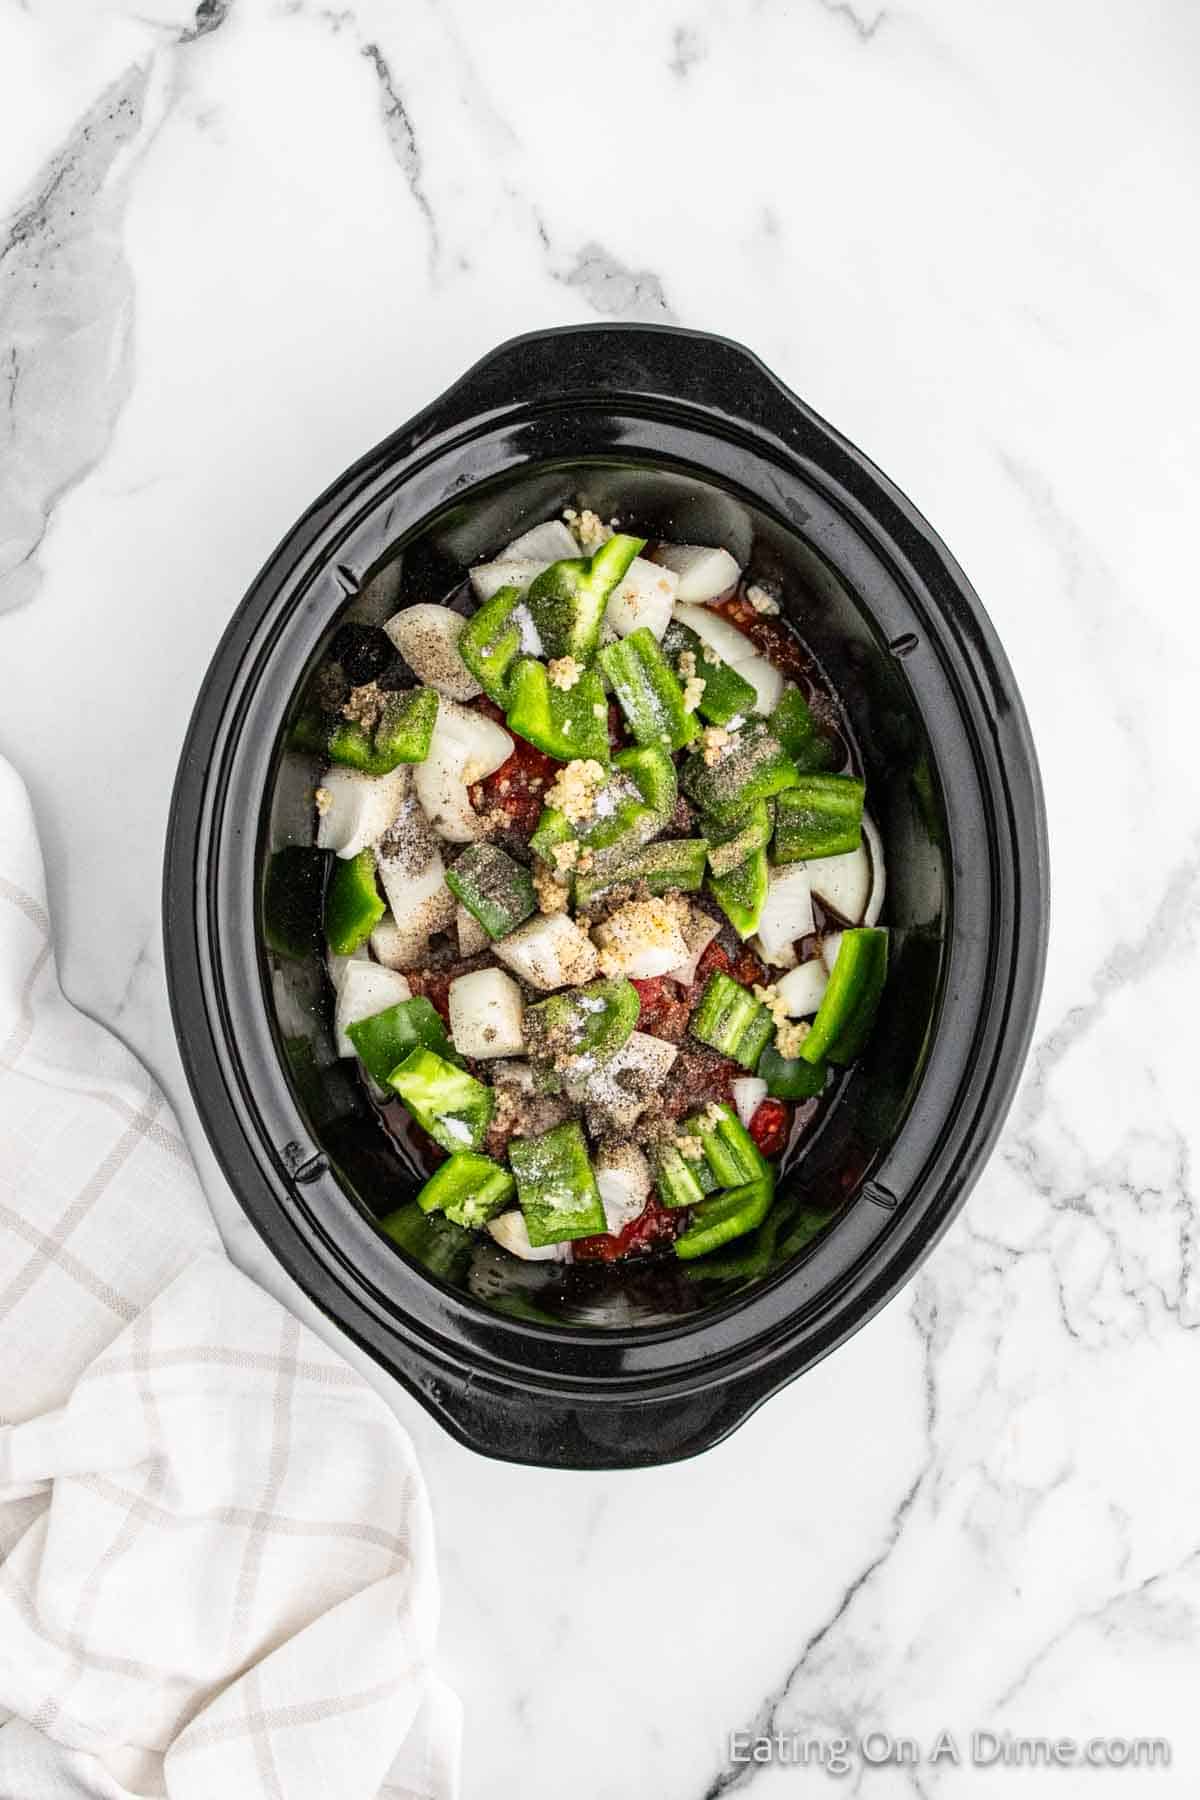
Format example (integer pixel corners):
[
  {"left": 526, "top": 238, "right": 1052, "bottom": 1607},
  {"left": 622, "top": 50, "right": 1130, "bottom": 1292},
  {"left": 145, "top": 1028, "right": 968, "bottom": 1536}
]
[{"left": 4, "top": 1, "right": 1200, "bottom": 1793}]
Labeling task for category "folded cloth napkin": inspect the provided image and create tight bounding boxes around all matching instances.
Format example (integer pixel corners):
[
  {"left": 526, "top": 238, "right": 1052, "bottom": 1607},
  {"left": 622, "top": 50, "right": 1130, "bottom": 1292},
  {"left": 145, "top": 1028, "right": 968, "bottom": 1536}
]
[{"left": 0, "top": 756, "right": 460, "bottom": 1799}]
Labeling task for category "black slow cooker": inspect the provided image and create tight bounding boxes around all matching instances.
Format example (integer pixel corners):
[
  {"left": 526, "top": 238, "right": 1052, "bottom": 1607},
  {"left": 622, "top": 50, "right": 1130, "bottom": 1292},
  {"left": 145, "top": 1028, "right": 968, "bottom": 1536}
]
[{"left": 164, "top": 326, "right": 1048, "bottom": 1469}]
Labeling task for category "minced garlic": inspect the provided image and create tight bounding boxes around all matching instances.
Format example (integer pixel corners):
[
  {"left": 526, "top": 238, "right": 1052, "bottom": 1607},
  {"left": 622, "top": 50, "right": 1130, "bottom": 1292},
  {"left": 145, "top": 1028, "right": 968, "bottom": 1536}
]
[
  {"left": 544, "top": 757, "right": 606, "bottom": 824},
  {"left": 677, "top": 649, "right": 697, "bottom": 680},
  {"left": 551, "top": 839, "right": 580, "bottom": 873},
  {"left": 746, "top": 583, "right": 781, "bottom": 616},
  {"left": 563, "top": 507, "right": 612, "bottom": 550},
  {"left": 701, "top": 725, "right": 730, "bottom": 768},
  {"left": 547, "top": 655, "right": 581, "bottom": 691},
  {"left": 314, "top": 786, "right": 333, "bottom": 816},
  {"left": 532, "top": 866, "right": 571, "bottom": 915},
  {"left": 681, "top": 675, "right": 706, "bottom": 714},
  {"left": 776, "top": 1018, "right": 810, "bottom": 1058},
  {"left": 675, "top": 1132, "right": 702, "bottom": 1161},
  {"left": 701, "top": 643, "right": 722, "bottom": 666}
]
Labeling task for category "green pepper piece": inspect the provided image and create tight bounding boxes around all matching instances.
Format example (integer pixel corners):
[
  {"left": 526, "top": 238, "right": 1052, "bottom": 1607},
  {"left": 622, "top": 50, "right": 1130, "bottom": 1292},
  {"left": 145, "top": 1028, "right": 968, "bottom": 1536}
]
[
  {"left": 523, "top": 977, "right": 640, "bottom": 1070},
  {"left": 526, "top": 534, "right": 645, "bottom": 662},
  {"left": 707, "top": 848, "right": 768, "bottom": 940},
  {"left": 673, "top": 1178, "right": 775, "bottom": 1260},
  {"left": 445, "top": 842, "right": 537, "bottom": 940},
  {"left": 505, "top": 658, "right": 611, "bottom": 762},
  {"left": 758, "top": 1040, "right": 829, "bottom": 1099},
  {"left": 693, "top": 1101, "right": 770, "bottom": 1187},
  {"left": 574, "top": 838, "right": 708, "bottom": 910},
  {"left": 683, "top": 1211, "right": 779, "bottom": 1281},
  {"left": 703, "top": 800, "right": 775, "bottom": 877},
  {"left": 690, "top": 970, "right": 774, "bottom": 1069},
  {"left": 414, "top": 1152, "right": 515, "bottom": 1229},
  {"left": 388, "top": 1046, "right": 495, "bottom": 1153},
  {"left": 613, "top": 743, "right": 677, "bottom": 817},
  {"left": 263, "top": 846, "right": 329, "bottom": 960},
  {"left": 800, "top": 927, "right": 888, "bottom": 1065},
  {"left": 661, "top": 618, "right": 758, "bottom": 726},
  {"left": 768, "top": 687, "right": 838, "bottom": 772},
  {"left": 458, "top": 585, "right": 524, "bottom": 704},
  {"left": 328, "top": 687, "right": 438, "bottom": 775},
  {"left": 346, "top": 996, "right": 464, "bottom": 1084},
  {"left": 325, "top": 847, "right": 385, "bottom": 954},
  {"left": 774, "top": 774, "right": 865, "bottom": 862},
  {"left": 379, "top": 1202, "right": 474, "bottom": 1280},
  {"left": 599, "top": 627, "right": 700, "bottom": 752},
  {"left": 680, "top": 721, "right": 799, "bottom": 823},
  {"left": 655, "top": 1143, "right": 716, "bottom": 1209},
  {"left": 509, "top": 1120, "right": 606, "bottom": 1246}
]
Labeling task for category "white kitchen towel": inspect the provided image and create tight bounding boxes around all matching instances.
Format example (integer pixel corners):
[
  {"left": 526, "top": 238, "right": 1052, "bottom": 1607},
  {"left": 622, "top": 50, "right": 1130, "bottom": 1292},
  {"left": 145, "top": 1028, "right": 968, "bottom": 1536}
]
[{"left": 0, "top": 754, "right": 461, "bottom": 1800}]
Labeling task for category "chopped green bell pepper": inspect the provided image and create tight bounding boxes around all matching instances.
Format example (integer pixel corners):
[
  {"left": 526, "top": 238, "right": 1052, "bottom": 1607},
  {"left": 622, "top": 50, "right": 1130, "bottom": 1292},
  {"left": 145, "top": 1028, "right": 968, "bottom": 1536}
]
[
  {"left": 445, "top": 842, "right": 537, "bottom": 940},
  {"left": 673, "top": 1178, "right": 775, "bottom": 1260},
  {"left": 680, "top": 721, "right": 799, "bottom": 823},
  {"left": 682, "top": 1211, "right": 780, "bottom": 1281},
  {"left": 414, "top": 1152, "right": 515, "bottom": 1229},
  {"left": 574, "top": 838, "right": 708, "bottom": 910},
  {"left": 388, "top": 1046, "right": 495, "bottom": 1153},
  {"left": 768, "top": 687, "right": 838, "bottom": 772},
  {"left": 707, "top": 848, "right": 768, "bottom": 940},
  {"left": 690, "top": 969, "right": 774, "bottom": 1069},
  {"left": 524, "top": 977, "right": 640, "bottom": 1070},
  {"left": 526, "top": 534, "right": 645, "bottom": 663},
  {"left": 661, "top": 618, "right": 758, "bottom": 725},
  {"left": 599, "top": 627, "right": 700, "bottom": 752},
  {"left": 458, "top": 585, "right": 524, "bottom": 705},
  {"left": 800, "top": 927, "right": 888, "bottom": 1065},
  {"left": 327, "top": 686, "right": 438, "bottom": 775},
  {"left": 692, "top": 1101, "right": 770, "bottom": 1187},
  {"left": 613, "top": 743, "right": 677, "bottom": 818},
  {"left": 378, "top": 1202, "right": 474, "bottom": 1281},
  {"left": 325, "top": 848, "right": 385, "bottom": 954},
  {"left": 758, "top": 1039, "right": 829, "bottom": 1099},
  {"left": 703, "top": 799, "right": 775, "bottom": 877},
  {"left": 509, "top": 1120, "right": 606, "bottom": 1246},
  {"left": 505, "top": 658, "right": 610, "bottom": 762},
  {"left": 346, "top": 996, "right": 464, "bottom": 1084},
  {"left": 774, "top": 774, "right": 865, "bottom": 862},
  {"left": 655, "top": 1142, "right": 717, "bottom": 1209}
]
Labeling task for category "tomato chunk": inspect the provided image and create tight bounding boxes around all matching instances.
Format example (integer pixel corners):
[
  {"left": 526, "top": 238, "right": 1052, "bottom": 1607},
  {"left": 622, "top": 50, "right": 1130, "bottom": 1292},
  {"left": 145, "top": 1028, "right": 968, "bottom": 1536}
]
[
  {"left": 748, "top": 1099, "right": 791, "bottom": 1158},
  {"left": 573, "top": 1195, "right": 683, "bottom": 1263}
]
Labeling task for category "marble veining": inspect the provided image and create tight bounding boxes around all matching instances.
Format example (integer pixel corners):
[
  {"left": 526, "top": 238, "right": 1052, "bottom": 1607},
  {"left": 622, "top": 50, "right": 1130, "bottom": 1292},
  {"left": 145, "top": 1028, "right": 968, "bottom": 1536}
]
[{"left": 2, "top": 0, "right": 1199, "bottom": 1793}]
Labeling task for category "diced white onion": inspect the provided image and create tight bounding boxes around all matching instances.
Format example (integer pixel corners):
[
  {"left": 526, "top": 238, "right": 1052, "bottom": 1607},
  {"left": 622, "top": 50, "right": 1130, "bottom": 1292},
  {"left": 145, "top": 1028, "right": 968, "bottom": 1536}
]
[
  {"left": 571, "top": 1032, "right": 679, "bottom": 1131},
  {"left": 468, "top": 559, "right": 549, "bottom": 603},
  {"left": 499, "top": 520, "right": 578, "bottom": 563},
  {"left": 737, "top": 656, "right": 785, "bottom": 716},
  {"left": 595, "top": 1144, "right": 653, "bottom": 1235},
  {"left": 492, "top": 913, "right": 599, "bottom": 992},
  {"left": 755, "top": 863, "right": 815, "bottom": 965},
  {"left": 820, "top": 931, "right": 843, "bottom": 973},
  {"left": 334, "top": 962, "right": 412, "bottom": 1058},
  {"left": 652, "top": 543, "right": 741, "bottom": 603},
  {"left": 808, "top": 845, "right": 870, "bottom": 924},
  {"left": 487, "top": 1211, "right": 571, "bottom": 1262},
  {"left": 775, "top": 959, "right": 829, "bottom": 1018},
  {"left": 433, "top": 697, "right": 513, "bottom": 776},
  {"left": 731, "top": 1077, "right": 767, "bottom": 1129},
  {"left": 672, "top": 601, "right": 756, "bottom": 666},
  {"left": 327, "top": 944, "right": 369, "bottom": 994},
  {"left": 372, "top": 856, "right": 454, "bottom": 969},
  {"left": 447, "top": 967, "right": 525, "bottom": 1059},
  {"left": 664, "top": 912, "right": 721, "bottom": 986},
  {"left": 455, "top": 903, "right": 489, "bottom": 958},
  {"left": 383, "top": 604, "right": 480, "bottom": 702},
  {"left": 315, "top": 764, "right": 410, "bottom": 860},
  {"left": 862, "top": 812, "right": 886, "bottom": 927},
  {"left": 592, "top": 901, "right": 689, "bottom": 979},
  {"left": 605, "top": 557, "right": 677, "bottom": 641},
  {"left": 413, "top": 698, "right": 512, "bottom": 843}
]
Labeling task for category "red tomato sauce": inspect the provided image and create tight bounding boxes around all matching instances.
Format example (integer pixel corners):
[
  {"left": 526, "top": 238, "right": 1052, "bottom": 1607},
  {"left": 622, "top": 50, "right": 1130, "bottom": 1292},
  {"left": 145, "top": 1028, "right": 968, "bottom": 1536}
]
[{"left": 573, "top": 1195, "right": 684, "bottom": 1263}]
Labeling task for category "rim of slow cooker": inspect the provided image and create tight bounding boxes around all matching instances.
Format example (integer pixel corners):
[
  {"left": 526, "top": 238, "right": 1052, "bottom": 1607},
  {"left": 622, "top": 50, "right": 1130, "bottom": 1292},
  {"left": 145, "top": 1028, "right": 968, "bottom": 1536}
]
[{"left": 165, "top": 324, "right": 1047, "bottom": 1403}]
